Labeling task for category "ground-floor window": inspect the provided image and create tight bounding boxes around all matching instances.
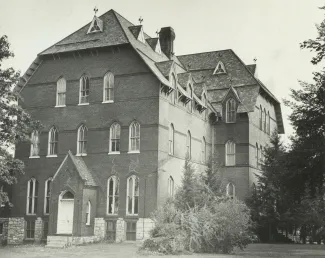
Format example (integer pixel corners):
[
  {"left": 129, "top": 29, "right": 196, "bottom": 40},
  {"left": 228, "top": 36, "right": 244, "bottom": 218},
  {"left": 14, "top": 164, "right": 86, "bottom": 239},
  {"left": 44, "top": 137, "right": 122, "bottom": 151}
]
[
  {"left": 26, "top": 220, "right": 35, "bottom": 239},
  {"left": 0, "top": 223, "right": 3, "bottom": 235},
  {"left": 106, "top": 220, "right": 116, "bottom": 241},
  {"left": 126, "top": 221, "right": 137, "bottom": 241},
  {"left": 43, "top": 221, "right": 49, "bottom": 239}
]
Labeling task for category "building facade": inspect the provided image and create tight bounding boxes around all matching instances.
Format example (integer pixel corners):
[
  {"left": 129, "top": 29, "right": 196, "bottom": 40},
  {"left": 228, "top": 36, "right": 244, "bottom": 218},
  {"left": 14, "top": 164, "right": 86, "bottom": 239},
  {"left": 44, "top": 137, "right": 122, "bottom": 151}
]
[{"left": 0, "top": 9, "right": 284, "bottom": 246}]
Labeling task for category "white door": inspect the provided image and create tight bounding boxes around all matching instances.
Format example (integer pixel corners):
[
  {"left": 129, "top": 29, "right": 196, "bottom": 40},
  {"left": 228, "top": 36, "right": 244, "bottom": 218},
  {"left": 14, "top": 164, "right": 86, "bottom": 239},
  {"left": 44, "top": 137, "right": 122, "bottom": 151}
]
[{"left": 57, "top": 195, "right": 74, "bottom": 234}]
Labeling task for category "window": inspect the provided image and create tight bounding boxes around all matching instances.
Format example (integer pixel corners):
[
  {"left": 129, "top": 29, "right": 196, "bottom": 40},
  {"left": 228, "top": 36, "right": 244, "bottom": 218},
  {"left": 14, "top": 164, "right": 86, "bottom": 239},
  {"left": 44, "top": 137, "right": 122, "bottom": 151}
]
[
  {"left": 169, "top": 124, "right": 174, "bottom": 155},
  {"left": 126, "top": 175, "right": 139, "bottom": 215},
  {"left": 107, "top": 176, "right": 119, "bottom": 215},
  {"left": 0, "top": 223, "right": 3, "bottom": 235},
  {"left": 56, "top": 77, "right": 66, "bottom": 106},
  {"left": 109, "top": 123, "right": 120, "bottom": 153},
  {"left": 201, "top": 137, "right": 206, "bottom": 163},
  {"left": 30, "top": 130, "right": 40, "bottom": 157},
  {"left": 213, "top": 61, "right": 226, "bottom": 75},
  {"left": 168, "top": 176, "right": 174, "bottom": 197},
  {"left": 106, "top": 220, "right": 116, "bottom": 241},
  {"left": 90, "top": 19, "right": 100, "bottom": 32},
  {"left": 48, "top": 127, "right": 58, "bottom": 156},
  {"left": 86, "top": 201, "right": 91, "bottom": 225},
  {"left": 43, "top": 221, "right": 49, "bottom": 239},
  {"left": 87, "top": 17, "right": 103, "bottom": 34},
  {"left": 268, "top": 111, "right": 271, "bottom": 134},
  {"left": 259, "top": 105, "right": 263, "bottom": 130},
  {"left": 103, "top": 72, "right": 114, "bottom": 102},
  {"left": 256, "top": 143, "right": 259, "bottom": 168},
  {"left": 126, "top": 221, "right": 137, "bottom": 241},
  {"left": 225, "top": 140, "right": 236, "bottom": 166},
  {"left": 77, "top": 125, "right": 88, "bottom": 155},
  {"left": 186, "top": 131, "right": 191, "bottom": 159},
  {"left": 129, "top": 121, "right": 140, "bottom": 152},
  {"left": 260, "top": 146, "right": 263, "bottom": 167},
  {"left": 226, "top": 98, "right": 236, "bottom": 123},
  {"left": 26, "top": 220, "right": 35, "bottom": 239},
  {"left": 26, "top": 178, "right": 38, "bottom": 215},
  {"left": 44, "top": 178, "right": 52, "bottom": 214},
  {"left": 264, "top": 108, "right": 267, "bottom": 132},
  {"left": 79, "top": 76, "right": 90, "bottom": 104},
  {"left": 226, "top": 183, "right": 235, "bottom": 198}
]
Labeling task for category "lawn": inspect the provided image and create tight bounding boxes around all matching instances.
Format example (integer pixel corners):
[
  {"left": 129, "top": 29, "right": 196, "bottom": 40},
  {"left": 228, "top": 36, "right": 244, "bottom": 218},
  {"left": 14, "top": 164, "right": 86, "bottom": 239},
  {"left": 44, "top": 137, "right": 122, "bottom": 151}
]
[{"left": 1, "top": 243, "right": 325, "bottom": 258}]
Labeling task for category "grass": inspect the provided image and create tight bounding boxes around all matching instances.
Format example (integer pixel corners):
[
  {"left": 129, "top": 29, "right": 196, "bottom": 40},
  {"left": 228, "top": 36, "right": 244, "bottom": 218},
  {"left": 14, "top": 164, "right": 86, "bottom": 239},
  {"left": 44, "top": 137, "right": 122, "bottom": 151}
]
[{"left": 1, "top": 243, "right": 325, "bottom": 258}]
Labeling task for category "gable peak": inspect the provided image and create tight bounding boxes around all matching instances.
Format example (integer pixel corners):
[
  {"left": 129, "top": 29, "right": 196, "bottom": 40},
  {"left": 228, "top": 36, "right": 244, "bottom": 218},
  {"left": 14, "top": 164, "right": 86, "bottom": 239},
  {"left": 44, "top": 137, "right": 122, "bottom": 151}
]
[{"left": 87, "top": 15, "right": 103, "bottom": 34}]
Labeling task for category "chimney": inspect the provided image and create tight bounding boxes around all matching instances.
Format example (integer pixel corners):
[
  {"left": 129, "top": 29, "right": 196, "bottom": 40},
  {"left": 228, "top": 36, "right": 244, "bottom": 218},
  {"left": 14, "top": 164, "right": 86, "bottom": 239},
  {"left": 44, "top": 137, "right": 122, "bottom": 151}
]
[{"left": 159, "top": 27, "right": 175, "bottom": 59}]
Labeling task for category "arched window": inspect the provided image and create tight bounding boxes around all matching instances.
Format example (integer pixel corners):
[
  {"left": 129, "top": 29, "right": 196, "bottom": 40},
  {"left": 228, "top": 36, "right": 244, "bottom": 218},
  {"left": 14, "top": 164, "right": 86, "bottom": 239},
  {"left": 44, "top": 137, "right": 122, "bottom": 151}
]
[
  {"left": 256, "top": 143, "right": 259, "bottom": 168},
  {"left": 268, "top": 111, "right": 271, "bottom": 134},
  {"left": 259, "top": 105, "right": 263, "bottom": 130},
  {"left": 225, "top": 140, "right": 236, "bottom": 166},
  {"left": 107, "top": 176, "right": 119, "bottom": 215},
  {"left": 202, "top": 137, "right": 206, "bottom": 163},
  {"left": 168, "top": 176, "right": 174, "bottom": 197},
  {"left": 79, "top": 76, "right": 90, "bottom": 104},
  {"left": 27, "top": 178, "right": 39, "bottom": 215},
  {"left": 226, "top": 98, "right": 236, "bottom": 123},
  {"left": 77, "top": 125, "right": 88, "bottom": 155},
  {"left": 86, "top": 201, "right": 91, "bottom": 225},
  {"left": 126, "top": 175, "right": 139, "bottom": 215},
  {"left": 186, "top": 130, "right": 191, "bottom": 159},
  {"left": 103, "top": 72, "right": 114, "bottom": 102},
  {"left": 30, "top": 130, "right": 40, "bottom": 157},
  {"left": 169, "top": 124, "right": 174, "bottom": 155},
  {"left": 264, "top": 108, "right": 267, "bottom": 132},
  {"left": 129, "top": 121, "right": 140, "bottom": 152},
  {"left": 226, "top": 183, "right": 235, "bottom": 198},
  {"left": 48, "top": 127, "right": 58, "bottom": 156},
  {"left": 109, "top": 123, "right": 121, "bottom": 153},
  {"left": 44, "top": 178, "right": 52, "bottom": 214},
  {"left": 260, "top": 145, "right": 263, "bottom": 166},
  {"left": 56, "top": 77, "right": 66, "bottom": 106}
]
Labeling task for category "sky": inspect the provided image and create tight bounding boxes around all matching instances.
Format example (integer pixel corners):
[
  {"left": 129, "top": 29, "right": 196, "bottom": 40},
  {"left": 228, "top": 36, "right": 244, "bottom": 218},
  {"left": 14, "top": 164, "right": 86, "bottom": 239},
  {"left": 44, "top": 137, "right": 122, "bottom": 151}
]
[{"left": 0, "top": 0, "right": 324, "bottom": 144}]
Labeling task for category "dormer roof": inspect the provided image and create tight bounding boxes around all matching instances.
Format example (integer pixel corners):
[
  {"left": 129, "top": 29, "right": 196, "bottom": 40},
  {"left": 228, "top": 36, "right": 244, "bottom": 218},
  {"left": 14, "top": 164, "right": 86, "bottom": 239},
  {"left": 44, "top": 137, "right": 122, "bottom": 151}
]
[
  {"left": 146, "top": 38, "right": 162, "bottom": 54},
  {"left": 87, "top": 16, "right": 103, "bottom": 34}
]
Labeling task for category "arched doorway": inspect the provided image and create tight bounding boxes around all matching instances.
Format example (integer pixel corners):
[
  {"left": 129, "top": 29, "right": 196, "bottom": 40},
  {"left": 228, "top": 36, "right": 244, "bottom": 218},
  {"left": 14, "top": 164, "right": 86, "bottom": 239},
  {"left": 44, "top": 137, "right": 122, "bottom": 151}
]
[{"left": 57, "top": 191, "right": 74, "bottom": 234}]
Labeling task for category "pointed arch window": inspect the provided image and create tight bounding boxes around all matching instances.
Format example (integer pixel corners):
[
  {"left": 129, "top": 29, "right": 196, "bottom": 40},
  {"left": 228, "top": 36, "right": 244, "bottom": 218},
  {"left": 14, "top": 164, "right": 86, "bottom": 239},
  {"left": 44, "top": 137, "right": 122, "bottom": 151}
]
[
  {"left": 264, "top": 108, "right": 267, "bottom": 132},
  {"left": 48, "top": 127, "right": 58, "bottom": 156},
  {"left": 107, "top": 176, "right": 119, "bottom": 215},
  {"left": 186, "top": 130, "right": 192, "bottom": 159},
  {"left": 213, "top": 61, "right": 226, "bottom": 75},
  {"left": 77, "top": 125, "right": 88, "bottom": 155},
  {"left": 109, "top": 123, "right": 120, "bottom": 153},
  {"left": 44, "top": 178, "right": 52, "bottom": 214},
  {"left": 202, "top": 137, "right": 206, "bottom": 163},
  {"left": 27, "top": 178, "right": 39, "bottom": 215},
  {"left": 226, "top": 98, "right": 236, "bottom": 123},
  {"left": 103, "top": 72, "right": 114, "bottom": 102},
  {"left": 267, "top": 111, "right": 271, "bottom": 135},
  {"left": 226, "top": 183, "right": 235, "bottom": 198},
  {"left": 79, "top": 76, "right": 90, "bottom": 104},
  {"left": 86, "top": 201, "right": 91, "bottom": 225},
  {"left": 169, "top": 124, "right": 174, "bottom": 155},
  {"left": 129, "top": 121, "right": 140, "bottom": 152},
  {"left": 126, "top": 175, "right": 139, "bottom": 215},
  {"left": 259, "top": 105, "right": 263, "bottom": 130},
  {"left": 168, "top": 176, "right": 174, "bottom": 197},
  {"left": 30, "top": 130, "right": 40, "bottom": 157},
  {"left": 225, "top": 140, "right": 236, "bottom": 166},
  {"left": 56, "top": 77, "right": 66, "bottom": 106},
  {"left": 260, "top": 145, "right": 264, "bottom": 167}
]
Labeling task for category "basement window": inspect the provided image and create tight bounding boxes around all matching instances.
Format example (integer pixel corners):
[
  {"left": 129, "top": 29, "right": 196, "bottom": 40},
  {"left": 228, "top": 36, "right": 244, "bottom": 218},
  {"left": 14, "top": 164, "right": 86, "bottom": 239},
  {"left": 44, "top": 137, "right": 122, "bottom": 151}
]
[
  {"left": 126, "top": 221, "right": 137, "bottom": 241},
  {"left": 26, "top": 220, "right": 35, "bottom": 239},
  {"left": 106, "top": 220, "right": 117, "bottom": 241},
  {"left": 0, "top": 223, "right": 3, "bottom": 235}
]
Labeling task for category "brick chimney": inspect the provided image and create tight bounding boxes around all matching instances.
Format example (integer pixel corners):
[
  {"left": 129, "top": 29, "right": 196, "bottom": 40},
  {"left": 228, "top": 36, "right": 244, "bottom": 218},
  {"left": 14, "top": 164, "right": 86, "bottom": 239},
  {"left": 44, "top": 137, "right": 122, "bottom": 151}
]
[{"left": 159, "top": 27, "right": 175, "bottom": 59}]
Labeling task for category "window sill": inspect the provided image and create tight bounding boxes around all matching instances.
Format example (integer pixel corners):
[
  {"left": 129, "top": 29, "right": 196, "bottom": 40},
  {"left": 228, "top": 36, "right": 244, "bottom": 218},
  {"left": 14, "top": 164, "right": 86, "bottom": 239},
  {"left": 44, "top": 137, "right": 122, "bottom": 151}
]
[
  {"left": 127, "top": 151, "right": 140, "bottom": 154},
  {"left": 225, "top": 165, "right": 236, "bottom": 167},
  {"left": 26, "top": 214, "right": 36, "bottom": 216},
  {"left": 108, "top": 152, "right": 120, "bottom": 155},
  {"left": 55, "top": 105, "right": 66, "bottom": 108},
  {"left": 46, "top": 155, "right": 57, "bottom": 158},
  {"left": 102, "top": 100, "right": 114, "bottom": 104},
  {"left": 125, "top": 214, "right": 139, "bottom": 218},
  {"left": 76, "top": 153, "right": 87, "bottom": 157},
  {"left": 29, "top": 156, "right": 40, "bottom": 159},
  {"left": 78, "top": 103, "right": 89, "bottom": 106}
]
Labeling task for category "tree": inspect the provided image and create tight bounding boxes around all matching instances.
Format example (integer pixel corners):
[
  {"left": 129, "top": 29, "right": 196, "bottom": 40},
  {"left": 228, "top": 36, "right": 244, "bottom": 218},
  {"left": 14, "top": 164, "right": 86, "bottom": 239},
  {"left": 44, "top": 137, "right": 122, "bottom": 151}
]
[{"left": 0, "top": 35, "right": 40, "bottom": 205}]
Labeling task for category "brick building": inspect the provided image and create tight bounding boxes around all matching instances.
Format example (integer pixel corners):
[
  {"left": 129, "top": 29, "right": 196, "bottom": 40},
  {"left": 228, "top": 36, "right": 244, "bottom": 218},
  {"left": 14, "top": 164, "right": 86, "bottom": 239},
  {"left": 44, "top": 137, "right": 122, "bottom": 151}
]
[{"left": 0, "top": 9, "right": 284, "bottom": 246}]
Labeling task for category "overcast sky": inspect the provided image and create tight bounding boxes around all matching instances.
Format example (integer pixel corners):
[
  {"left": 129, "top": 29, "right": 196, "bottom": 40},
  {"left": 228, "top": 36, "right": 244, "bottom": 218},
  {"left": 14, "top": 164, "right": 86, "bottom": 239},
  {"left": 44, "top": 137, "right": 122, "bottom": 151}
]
[{"left": 0, "top": 0, "right": 324, "bottom": 144}]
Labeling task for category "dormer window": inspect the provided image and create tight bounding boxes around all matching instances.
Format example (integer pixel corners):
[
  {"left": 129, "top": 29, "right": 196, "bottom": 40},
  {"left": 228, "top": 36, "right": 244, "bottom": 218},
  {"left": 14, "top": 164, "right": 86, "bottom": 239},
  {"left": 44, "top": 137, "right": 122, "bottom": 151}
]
[
  {"left": 213, "top": 61, "right": 226, "bottom": 75},
  {"left": 87, "top": 16, "right": 103, "bottom": 34}
]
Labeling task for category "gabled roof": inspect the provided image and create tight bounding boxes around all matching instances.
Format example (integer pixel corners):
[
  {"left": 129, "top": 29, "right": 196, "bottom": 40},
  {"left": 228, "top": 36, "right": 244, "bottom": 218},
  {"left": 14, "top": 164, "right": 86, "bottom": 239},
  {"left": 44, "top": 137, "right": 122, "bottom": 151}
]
[
  {"left": 246, "top": 64, "right": 256, "bottom": 75},
  {"left": 177, "top": 72, "right": 192, "bottom": 89},
  {"left": 155, "top": 60, "right": 174, "bottom": 77},
  {"left": 146, "top": 38, "right": 158, "bottom": 50},
  {"left": 129, "top": 25, "right": 142, "bottom": 39}
]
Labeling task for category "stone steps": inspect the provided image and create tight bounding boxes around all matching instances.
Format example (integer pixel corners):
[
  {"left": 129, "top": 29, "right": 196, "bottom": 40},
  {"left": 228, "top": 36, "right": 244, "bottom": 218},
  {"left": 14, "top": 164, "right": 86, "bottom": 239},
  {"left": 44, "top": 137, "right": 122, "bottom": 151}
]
[{"left": 46, "top": 236, "right": 72, "bottom": 248}]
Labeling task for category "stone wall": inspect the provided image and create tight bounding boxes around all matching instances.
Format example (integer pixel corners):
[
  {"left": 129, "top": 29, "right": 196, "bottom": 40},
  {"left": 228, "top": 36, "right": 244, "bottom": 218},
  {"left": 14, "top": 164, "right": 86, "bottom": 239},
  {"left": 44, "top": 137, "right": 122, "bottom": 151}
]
[
  {"left": 94, "top": 217, "right": 105, "bottom": 240},
  {"left": 0, "top": 218, "right": 9, "bottom": 245},
  {"left": 116, "top": 218, "right": 125, "bottom": 242},
  {"left": 7, "top": 217, "right": 24, "bottom": 244},
  {"left": 136, "top": 218, "right": 154, "bottom": 240},
  {"left": 34, "top": 217, "right": 43, "bottom": 243}
]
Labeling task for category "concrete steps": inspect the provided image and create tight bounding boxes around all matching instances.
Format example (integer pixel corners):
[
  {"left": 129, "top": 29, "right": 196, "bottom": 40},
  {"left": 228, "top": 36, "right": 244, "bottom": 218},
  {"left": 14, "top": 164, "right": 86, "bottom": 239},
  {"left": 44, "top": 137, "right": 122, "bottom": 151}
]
[{"left": 46, "top": 235, "right": 72, "bottom": 248}]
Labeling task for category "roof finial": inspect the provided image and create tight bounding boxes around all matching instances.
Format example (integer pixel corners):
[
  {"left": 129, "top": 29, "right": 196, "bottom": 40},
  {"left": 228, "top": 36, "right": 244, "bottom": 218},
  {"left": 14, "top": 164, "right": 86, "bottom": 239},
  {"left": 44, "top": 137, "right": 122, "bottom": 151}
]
[
  {"left": 253, "top": 57, "right": 257, "bottom": 63},
  {"left": 93, "top": 6, "right": 98, "bottom": 16},
  {"left": 139, "top": 16, "right": 143, "bottom": 24}
]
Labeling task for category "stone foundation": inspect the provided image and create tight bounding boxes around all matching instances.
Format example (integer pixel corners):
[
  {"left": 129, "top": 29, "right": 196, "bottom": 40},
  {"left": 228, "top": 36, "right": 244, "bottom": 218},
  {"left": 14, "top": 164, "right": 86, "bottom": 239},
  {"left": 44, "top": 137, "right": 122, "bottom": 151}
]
[
  {"left": 94, "top": 218, "right": 105, "bottom": 240},
  {"left": 0, "top": 218, "right": 9, "bottom": 245},
  {"left": 34, "top": 217, "right": 43, "bottom": 243},
  {"left": 7, "top": 217, "right": 24, "bottom": 245},
  {"left": 136, "top": 218, "right": 154, "bottom": 241},
  {"left": 115, "top": 218, "right": 125, "bottom": 242}
]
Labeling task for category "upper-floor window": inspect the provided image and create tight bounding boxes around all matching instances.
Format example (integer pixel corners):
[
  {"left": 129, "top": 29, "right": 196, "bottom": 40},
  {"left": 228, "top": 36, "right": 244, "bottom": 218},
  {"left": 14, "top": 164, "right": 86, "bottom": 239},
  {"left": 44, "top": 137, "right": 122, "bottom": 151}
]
[
  {"left": 186, "top": 130, "right": 191, "bottom": 159},
  {"left": 260, "top": 145, "right": 264, "bottom": 166},
  {"left": 213, "top": 61, "right": 226, "bottom": 75},
  {"left": 86, "top": 201, "right": 91, "bottom": 225},
  {"left": 129, "top": 121, "right": 140, "bottom": 152},
  {"left": 48, "top": 127, "right": 58, "bottom": 156},
  {"left": 169, "top": 124, "right": 174, "bottom": 155},
  {"left": 56, "top": 77, "right": 66, "bottom": 107},
  {"left": 256, "top": 143, "right": 259, "bottom": 168},
  {"left": 77, "top": 125, "right": 88, "bottom": 155},
  {"left": 259, "top": 105, "right": 263, "bottom": 130},
  {"left": 79, "top": 76, "right": 90, "bottom": 104},
  {"left": 126, "top": 175, "right": 139, "bottom": 215},
  {"left": 109, "top": 123, "right": 120, "bottom": 154},
  {"left": 103, "top": 72, "right": 114, "bottom": 102},
  {"left": 226, "top": 182, "right": 235, "bottom": 198},
  {"left": 107, "top": 176, "right": 119, "bottom": 215},
  {"left": 30, "top": 130, "right": 40, "bottom": 157},
  {"left": 202, "top": 137, "right": 206, "bottom": 163},
  {"left": 264, "top": 108, "right": 267, "bottom": 132},
  {"left": 225, "top": 140, "right": 236, "bottom": 166},
  {"left": 44, "top": 178, "right": 52, "bottom": 215},
  {"left": 226, "top": 98, "right": 236, "bottom": 123},
  {"left": 268, "top": 111, "right": 271, "bottom": 135},
  {"left": 27, "top": 178, "right": 39, "bottom": 215},
  {"left": 168, "top": 176, "right": 174, "bottom": 197}
]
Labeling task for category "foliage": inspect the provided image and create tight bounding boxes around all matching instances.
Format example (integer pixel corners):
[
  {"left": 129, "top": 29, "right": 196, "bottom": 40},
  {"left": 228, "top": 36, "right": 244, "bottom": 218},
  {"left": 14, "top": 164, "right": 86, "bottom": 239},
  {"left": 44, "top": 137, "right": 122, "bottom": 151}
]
[{"left": 0, "top": 35, "right": 40, "bottom": 205}]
